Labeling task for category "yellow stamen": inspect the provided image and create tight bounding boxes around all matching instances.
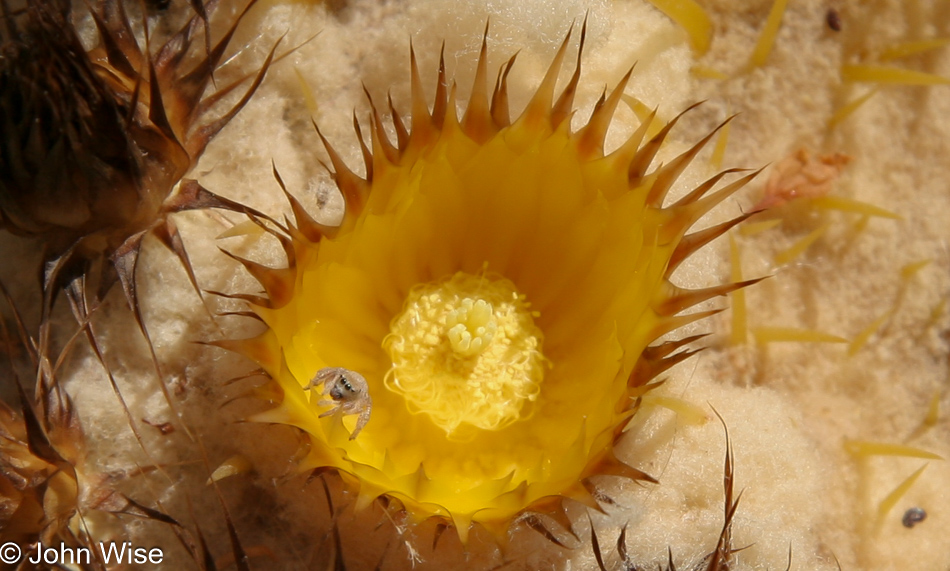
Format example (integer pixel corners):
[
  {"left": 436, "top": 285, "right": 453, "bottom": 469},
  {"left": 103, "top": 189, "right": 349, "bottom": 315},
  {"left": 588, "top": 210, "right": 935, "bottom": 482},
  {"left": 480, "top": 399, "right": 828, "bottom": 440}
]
[{"left": 384, "top": 272, "right": 546, "bottom": 435}]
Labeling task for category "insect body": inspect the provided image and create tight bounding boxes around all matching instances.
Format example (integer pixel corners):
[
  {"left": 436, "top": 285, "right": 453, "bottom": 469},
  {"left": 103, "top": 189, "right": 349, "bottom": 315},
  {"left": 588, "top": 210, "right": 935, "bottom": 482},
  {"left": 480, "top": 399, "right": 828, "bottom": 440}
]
[
  {"left": 826, "top": 8, "right": 842, "bottom": 32},
  {"left": 902, "top": 507, "right": 927, "bottom": 528},
  {"left": 307, "top": 367, "right": 372, "bottom": 439}
]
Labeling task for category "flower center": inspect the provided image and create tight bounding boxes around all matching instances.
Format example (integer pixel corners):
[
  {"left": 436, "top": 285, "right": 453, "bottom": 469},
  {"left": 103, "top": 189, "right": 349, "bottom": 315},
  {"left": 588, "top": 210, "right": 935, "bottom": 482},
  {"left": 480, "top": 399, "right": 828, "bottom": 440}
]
[{"left": 383, "top": 271, "right": 546, "bottom": 435}]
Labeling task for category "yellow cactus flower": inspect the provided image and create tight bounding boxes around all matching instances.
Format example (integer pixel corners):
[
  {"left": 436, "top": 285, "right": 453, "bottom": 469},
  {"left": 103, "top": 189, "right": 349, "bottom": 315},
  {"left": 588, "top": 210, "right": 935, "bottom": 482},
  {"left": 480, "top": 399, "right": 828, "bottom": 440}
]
[{"left": 217, "top": 25, "right": 757, "bottom": 543}]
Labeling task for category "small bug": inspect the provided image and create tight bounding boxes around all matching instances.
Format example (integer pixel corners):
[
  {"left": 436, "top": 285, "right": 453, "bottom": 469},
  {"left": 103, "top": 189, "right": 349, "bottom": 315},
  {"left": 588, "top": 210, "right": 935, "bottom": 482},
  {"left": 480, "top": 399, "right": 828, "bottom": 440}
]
[
  {"left": 902, "top": 507, "right": 927, "bottom": 528},
  {"left": 306, "top": 367, "right": 372, "bottom": 439},
  {"left": 826, "top": 8, "right": 842, "bottom": 32}
]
